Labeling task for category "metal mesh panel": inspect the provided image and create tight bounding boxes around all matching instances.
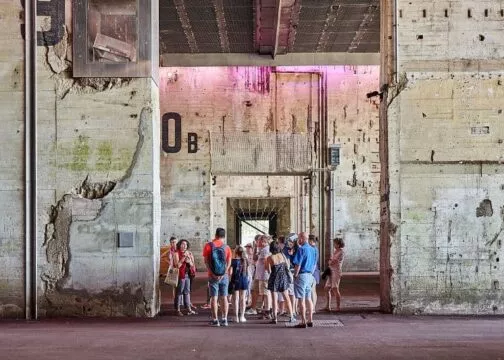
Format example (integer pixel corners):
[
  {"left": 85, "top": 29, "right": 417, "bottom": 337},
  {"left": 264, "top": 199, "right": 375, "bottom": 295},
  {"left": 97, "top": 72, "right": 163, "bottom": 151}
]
[{"left": 210, "top": 132, "right": 312, "bottom": 175}]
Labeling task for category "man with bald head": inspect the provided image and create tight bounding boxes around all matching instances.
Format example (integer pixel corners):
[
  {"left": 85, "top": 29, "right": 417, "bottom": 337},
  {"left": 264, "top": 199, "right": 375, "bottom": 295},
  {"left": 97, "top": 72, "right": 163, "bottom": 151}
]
[{"left": 292, "top": 231, "right": 317, "bottom": 328}]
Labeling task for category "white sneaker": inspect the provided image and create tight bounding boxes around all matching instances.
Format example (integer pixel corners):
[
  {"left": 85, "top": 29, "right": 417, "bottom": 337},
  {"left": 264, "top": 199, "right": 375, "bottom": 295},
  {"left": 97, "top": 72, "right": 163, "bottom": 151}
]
[
  {"left": 245, "top": 308, "right": 257, "bottom": 315},
  {"left": 240, "top": 316, "right": 247, "bottom": 323},
  {"left": 234, "top": 317, "right": 240, "bottom": 323}
]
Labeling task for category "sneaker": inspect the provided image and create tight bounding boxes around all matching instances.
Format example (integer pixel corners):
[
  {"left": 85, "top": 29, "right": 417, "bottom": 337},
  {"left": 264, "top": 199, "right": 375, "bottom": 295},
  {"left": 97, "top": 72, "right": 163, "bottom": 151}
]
[
  {"left": 201, "top": 303, "right": 211, "bottom": 310},
  {"left": 186, "top": 310, "right": 197, "bottom": 315},
  {"left": 288, "top": 316, "right": 297, "bottom": 323},
  {"left": 240, "top": 316, "right": 247, "bottom": 323},
  {"left": 210, "top": 319, "right": 220, "bottom": 327},
  {"left": 220, "top": 319, "right": 229, "bottom": 327},
  {"left": 245, "top": 308, "right": 257, "bottom": 315},
  {"left": 307, "top": 322, "right": 314, "bottom": 328},
  {"left": 176, "top": 311, "right": 184, "bottom": 317}
]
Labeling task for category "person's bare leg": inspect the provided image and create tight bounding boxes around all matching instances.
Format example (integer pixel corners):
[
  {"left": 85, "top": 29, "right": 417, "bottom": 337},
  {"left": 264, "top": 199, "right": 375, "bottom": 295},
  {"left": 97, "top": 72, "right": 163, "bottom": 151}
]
[
  {"left": 326, "top": 288, "right": 332, "bottom": 311},
  {"left": 239, "top": 290, "right": 247, "bottom": 320},
  {"left": 283, "top": 290, "right": 293, "bottom": 318},
  {"left": 234, "top": 291, "right": 240, "bottom": 321},
  {"left": 211, "top": 296, "right": 218, "bottom": 320},
  {"left": 271, "top": 292, "right": 278, "bottom": 321},
  {"left": 266, "top": 291, "right": 272, "bottom": 313},
  {"left": 251, "top": 289, "right": 258, "bottom": 310},
  {"left": 311, "top": 281, "right": 318, "bottom": 314},
  {"left": 299, "top": 297, "right": 306, "bottom": 324},
  {"left": 307, "top": 296, "right": 314, "bottom": 323},
  {"left": 291, "top": 295, "right": 297, "bottom": 315},
  {"left": 335, "top": 286, "right": 341, "bottom": 311},
  {"left": 222, "top": 295, "right": 229, "bottom": 320}
]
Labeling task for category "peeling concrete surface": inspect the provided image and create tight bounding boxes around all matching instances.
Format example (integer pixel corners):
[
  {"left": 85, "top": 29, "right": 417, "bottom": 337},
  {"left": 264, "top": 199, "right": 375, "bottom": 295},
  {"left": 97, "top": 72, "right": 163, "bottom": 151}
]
[{"left": 38, "top": 102, "right": 157, "bottom": 317}]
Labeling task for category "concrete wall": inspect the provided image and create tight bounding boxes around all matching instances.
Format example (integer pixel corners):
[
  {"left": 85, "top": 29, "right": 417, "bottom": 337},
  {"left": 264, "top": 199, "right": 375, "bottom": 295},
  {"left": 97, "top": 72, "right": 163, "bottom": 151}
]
[
  {"left": 0, "top": 0, "right": 25, "bottom": 318},
  {"left": 0, "top": 0, "right": 161, "bottom": 318},
  {"left": 391, "top": 0, "right": 504, "bottom": 314},
  {"left": 160, "top": 66, "right": 380, "bottom": 271}
]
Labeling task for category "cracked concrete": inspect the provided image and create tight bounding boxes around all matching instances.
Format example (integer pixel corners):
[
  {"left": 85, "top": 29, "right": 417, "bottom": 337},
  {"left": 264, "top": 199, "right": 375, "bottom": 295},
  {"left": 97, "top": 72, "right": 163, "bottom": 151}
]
[{"left": 39, "top": 93, "right": 156, "bottom": 317}]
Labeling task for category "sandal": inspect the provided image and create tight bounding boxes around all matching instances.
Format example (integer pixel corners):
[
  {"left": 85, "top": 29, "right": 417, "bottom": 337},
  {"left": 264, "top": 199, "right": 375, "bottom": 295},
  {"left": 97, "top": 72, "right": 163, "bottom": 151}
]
[
  {"left": 186, "top": 310, "right": 197, "bottom": 315},
  {"left": 176, "top": 310, "right": 184, "bottom": 317}
]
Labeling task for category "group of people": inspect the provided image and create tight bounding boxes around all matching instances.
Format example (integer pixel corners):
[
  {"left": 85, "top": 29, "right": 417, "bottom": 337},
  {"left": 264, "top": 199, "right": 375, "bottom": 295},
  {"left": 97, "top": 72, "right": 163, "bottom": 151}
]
[{"left": 162, "top": 228, "right": 345, "bottom": 328}]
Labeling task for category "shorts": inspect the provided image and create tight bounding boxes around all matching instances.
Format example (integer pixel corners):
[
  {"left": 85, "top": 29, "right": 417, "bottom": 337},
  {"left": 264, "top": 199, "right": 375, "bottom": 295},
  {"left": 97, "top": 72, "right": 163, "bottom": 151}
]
[
  {"left": 294, "top": 273, "right": 314, "bottom": 299},
  {"left": 252, "top": 279, "right": 269, "bottom": 296},
  {"left": 208, "top": 275, "right": 229, "bottom": 297}
]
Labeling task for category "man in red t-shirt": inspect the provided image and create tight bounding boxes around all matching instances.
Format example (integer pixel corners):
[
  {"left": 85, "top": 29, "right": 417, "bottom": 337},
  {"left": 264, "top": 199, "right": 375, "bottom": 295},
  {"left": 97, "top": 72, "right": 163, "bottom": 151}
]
[{"left": 203, "top": 227, "right": 232, "bottom": 326}]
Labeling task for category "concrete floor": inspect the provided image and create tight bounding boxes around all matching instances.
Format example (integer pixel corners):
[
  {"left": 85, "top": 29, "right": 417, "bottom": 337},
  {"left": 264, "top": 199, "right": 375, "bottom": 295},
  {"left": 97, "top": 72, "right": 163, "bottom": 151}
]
[
  {"left": 1, "top": 314, "right": 503, "bottom": 359},
  {"left": 1, "top": 275, "right": 502, "bottom": 360}
]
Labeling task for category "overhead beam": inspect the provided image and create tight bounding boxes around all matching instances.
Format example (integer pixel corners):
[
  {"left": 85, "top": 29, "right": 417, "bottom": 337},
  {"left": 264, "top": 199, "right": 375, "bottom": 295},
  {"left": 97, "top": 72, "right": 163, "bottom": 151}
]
[
  {"left": 160, "top": 52, "right": 380, "bottom": 67},
  {"left": 316, "top": 3, "right": 343, "bottom": 53},
  {"left": 347, "top": 0, "right": 379, "bottom": 52},
  {"left": 287, "top": 0, "right": 302, "bottom": 52},
  {"left": 173, "top": 0, "right": 199, "bottom": 53},
  {"left": 272, "top": 0, "right": 282, "bottom": 58},
  {"left": 212, "top": 0, "right": 230, "bottom": 53}
]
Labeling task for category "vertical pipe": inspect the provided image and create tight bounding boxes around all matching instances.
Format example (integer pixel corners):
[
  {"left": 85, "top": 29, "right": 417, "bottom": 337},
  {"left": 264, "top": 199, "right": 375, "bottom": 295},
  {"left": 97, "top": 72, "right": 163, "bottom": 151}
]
[
  {"left": 322, "top": 71, "right": 331, "bottom": 271},
  {"left": 379, "top": 0, "right": 395, "bottom": 314},
  {"left": 25, "top": 0, "right": 37, "bottom": 320}
]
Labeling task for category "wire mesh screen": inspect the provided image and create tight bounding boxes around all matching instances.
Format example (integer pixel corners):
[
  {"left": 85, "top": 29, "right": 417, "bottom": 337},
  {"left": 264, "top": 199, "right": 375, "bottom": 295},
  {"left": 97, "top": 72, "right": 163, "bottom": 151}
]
[{"left": 210, "top": 132, "right": 312, "bottom": 174}]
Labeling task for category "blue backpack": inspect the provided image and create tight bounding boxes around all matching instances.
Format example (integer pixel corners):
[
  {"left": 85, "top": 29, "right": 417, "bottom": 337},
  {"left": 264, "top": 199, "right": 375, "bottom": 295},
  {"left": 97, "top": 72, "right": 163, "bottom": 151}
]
[{"left": 209, "top": 242, "right": 228, "bottom": 276}]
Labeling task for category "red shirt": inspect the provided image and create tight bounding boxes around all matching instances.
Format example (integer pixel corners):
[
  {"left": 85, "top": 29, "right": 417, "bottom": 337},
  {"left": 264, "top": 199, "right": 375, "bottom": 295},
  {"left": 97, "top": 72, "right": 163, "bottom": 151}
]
[{"left": 202, "top": 239, "right": 232, "bottom": 276}]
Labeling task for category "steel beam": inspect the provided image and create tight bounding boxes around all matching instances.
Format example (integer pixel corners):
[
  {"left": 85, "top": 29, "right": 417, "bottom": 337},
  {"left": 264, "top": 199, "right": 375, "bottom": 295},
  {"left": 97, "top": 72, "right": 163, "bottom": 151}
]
[
  {"left": 173, "top": 0, "right": 199, "bottom": 53},
  {"left": 272, "top": 0, "right": 282, "bottom": 58},
  {"left": 212, "top": 0, "right": 230, "bottom": 53},
  {"left": 160, "top": 52, "right": 380, "bottom": 66}
]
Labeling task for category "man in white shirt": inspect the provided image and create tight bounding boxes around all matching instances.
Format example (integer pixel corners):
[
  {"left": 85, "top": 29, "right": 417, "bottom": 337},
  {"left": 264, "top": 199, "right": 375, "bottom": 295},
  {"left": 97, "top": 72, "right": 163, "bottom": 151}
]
[{"left": 246, "top": 235, "right": 271, "bottom": 317}]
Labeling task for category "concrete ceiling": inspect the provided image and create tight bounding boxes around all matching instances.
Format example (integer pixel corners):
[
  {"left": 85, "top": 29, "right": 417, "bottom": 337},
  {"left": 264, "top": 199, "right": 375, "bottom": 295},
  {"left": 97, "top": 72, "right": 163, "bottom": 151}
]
[{"left": 159, "top": 0, "right": 380, "bottom": 59}]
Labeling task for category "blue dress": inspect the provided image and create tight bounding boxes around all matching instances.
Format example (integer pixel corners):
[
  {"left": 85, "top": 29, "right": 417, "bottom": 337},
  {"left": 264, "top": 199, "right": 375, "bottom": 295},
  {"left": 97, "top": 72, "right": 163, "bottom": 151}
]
[{"left": 230, "top": 259, "right": 249, "bottom": 291}]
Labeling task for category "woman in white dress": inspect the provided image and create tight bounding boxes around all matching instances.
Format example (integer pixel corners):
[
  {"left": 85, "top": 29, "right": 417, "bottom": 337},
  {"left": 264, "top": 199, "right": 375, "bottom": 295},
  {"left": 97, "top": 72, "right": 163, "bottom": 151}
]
[{"left": 324, "top": 237, "right": 345, "bottom": 312}]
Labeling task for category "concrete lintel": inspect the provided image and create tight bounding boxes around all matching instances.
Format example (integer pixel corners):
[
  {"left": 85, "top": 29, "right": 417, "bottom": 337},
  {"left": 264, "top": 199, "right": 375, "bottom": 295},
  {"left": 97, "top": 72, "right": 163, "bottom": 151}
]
[{"left": 160, "top": 52, "right": 380, "bottom": 67}]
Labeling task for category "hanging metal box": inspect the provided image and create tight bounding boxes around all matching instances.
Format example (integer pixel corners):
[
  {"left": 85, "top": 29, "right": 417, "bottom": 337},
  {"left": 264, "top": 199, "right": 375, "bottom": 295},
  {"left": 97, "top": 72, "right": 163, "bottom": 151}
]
[
  {"left": 73, "top": 0, "right": 155, "bottom": 77},
  {"left": 328, "top": 144, "right": 341, "bottom": 166}
]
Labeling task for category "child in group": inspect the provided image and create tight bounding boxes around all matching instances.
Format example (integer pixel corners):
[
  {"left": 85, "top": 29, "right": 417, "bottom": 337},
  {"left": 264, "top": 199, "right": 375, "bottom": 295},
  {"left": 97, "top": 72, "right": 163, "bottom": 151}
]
[
  {"left": 324, "top": 237, "right": 345, "bottom": 312},
  {"left": 230, "top": 246, "right": 250, "bottom": 323},
  {"left": 244, "top": 243, "right": 255, "bottom": 307}
]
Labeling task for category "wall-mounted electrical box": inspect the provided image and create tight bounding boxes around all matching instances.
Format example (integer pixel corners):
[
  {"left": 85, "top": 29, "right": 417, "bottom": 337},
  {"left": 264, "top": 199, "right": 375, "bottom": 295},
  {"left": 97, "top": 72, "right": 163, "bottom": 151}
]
[
  {"left": 328, "top": 144, "right": 341, "bottom": 166},
  {"left": 117, "top": 232, "right": 134, "bottom": 248}
]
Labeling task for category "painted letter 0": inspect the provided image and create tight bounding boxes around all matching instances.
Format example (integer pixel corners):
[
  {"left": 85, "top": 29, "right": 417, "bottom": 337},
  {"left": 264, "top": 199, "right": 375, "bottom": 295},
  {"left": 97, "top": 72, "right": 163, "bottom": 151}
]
[{"left": 162, "top": 112, "right": 182, "bottom": 153}]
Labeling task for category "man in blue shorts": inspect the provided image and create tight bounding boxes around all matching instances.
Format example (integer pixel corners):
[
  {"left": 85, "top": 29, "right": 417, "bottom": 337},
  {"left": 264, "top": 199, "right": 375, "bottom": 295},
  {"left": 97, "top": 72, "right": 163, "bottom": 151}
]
[
  {"left": 292, "top": 231, "right": 317, "bottom": 328},
  {"left": 203, "top": 228, "right": 232, "bottom": 326}
]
